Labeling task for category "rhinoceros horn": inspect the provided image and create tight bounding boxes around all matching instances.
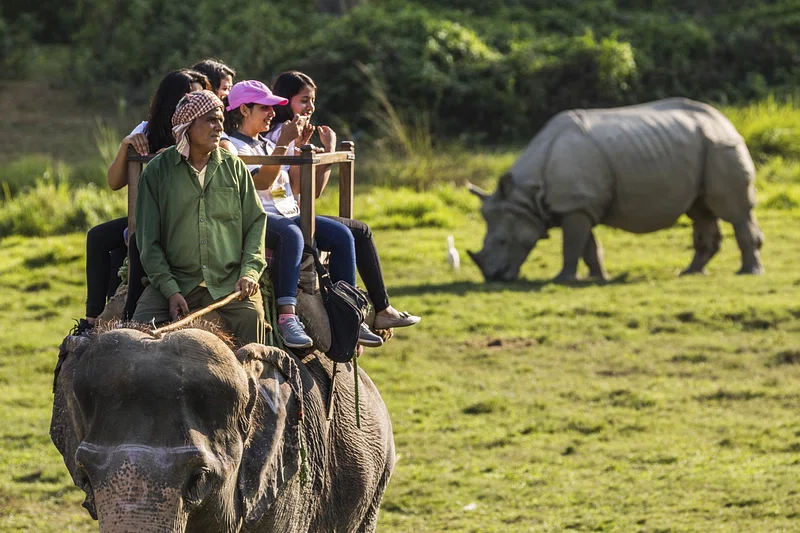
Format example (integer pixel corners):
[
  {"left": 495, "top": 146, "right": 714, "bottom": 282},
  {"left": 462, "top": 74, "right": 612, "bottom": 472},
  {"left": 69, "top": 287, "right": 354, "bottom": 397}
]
[
  {"left": 467, "top": 249, "right": 483, "bottom": 269},
  {"left": 465, "top": 182, "right": 490, "bottom": 201}
]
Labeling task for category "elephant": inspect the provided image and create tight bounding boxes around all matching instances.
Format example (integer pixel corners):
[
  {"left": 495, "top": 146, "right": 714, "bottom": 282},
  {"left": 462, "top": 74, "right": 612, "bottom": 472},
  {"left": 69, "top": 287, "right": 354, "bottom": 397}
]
[
  {"left": 50, "top": 326, "right": 395, "bottom": 533},
  {"left": 468, "top": 97, "right": 764, "bottom": 282}
]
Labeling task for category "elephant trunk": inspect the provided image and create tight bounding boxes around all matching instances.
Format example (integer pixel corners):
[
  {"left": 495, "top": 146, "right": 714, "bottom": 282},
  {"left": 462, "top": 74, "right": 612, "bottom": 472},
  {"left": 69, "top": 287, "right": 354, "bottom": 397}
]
[
  {"left": 76, "top": 444, "right": 201, "bottom": 533},
  {"left": 93, "top": 464, "right": 189, "bottom": 533},
  {"left": 95, "top": 476, "right": 188, "bottom": 533}
]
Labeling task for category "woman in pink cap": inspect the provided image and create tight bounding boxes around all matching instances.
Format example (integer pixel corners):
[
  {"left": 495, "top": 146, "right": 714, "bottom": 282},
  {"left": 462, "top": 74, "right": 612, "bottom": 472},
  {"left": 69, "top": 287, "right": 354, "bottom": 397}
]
[
  {"left": 224, "top": 80, "right": 384, "bottom": 350},
  {"left": 268, "top": 71, "right": 421, "bottom": 331}
]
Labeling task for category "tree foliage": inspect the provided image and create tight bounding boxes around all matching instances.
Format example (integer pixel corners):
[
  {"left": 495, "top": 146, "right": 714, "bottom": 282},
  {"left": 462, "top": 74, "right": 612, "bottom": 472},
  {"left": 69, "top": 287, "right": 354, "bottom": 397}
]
[{"left": 8, "top": 0, "right": 800, "bottom": 142}]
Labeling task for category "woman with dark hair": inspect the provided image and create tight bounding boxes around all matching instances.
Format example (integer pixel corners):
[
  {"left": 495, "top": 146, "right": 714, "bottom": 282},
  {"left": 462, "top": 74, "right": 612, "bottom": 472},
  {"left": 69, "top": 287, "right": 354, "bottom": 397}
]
[
  {"left": 267, "top": 70, "right": 421, "bottom": 332},
  {"left": 107, "top": 69, "right": 210, "bottom": 189},
  {"left": 192, "top": 58, "right": 235, "bottom": 99},
  {"left": 75, "top": 69, "right": 210, "bottom": 335},
  {"left": 192, "top": 59, "right": 239, "bottom": 153}
]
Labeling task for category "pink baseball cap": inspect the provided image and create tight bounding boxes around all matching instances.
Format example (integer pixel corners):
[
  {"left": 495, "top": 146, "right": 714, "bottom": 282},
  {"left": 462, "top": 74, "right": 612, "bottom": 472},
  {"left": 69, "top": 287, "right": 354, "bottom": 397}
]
[{"left": 225, "top": 80, "right": 288, "bottom": 111}]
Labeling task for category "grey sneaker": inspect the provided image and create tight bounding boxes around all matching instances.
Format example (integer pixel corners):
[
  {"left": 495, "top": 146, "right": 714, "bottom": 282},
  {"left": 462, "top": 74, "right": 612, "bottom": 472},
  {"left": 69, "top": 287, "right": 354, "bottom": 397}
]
[
  {"left": 278, "top": 316, "right": 314, "bottom": 349},
  {"left": 358, "top": 323, "right": 384, "bottom": 348}
]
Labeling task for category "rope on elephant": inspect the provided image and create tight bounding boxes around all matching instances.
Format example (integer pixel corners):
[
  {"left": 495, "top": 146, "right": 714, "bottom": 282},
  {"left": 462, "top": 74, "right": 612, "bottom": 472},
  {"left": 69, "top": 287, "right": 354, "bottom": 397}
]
[
  {"left": 295, "top": 379, "right": 308, "bottom": 486},
  {"left": 151, "top": 291, "right": 243, "bottom": 337},
  {"left": 260, "top": 277, "right": 284, "bottom": 350},
  {"left": 298, "top": 425, "right": 309, "bottom": 485},
  {"left": 117, "top": 257, "right": 129, "bottom": 285},
  {"left": 353, "top": 352, "right": 361, "bottom": 429}
]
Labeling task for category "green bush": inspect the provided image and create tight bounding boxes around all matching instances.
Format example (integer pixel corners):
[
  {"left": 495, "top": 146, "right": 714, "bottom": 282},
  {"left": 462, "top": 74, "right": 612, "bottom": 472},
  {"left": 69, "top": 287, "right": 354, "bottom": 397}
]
[
  {"left": 290, "top": 6, "right": 506, "bottom": 138},
  {"left": 501, "top": 31, "right": 637, "bottom": 130},
  {"left": 0, "top": 13, "right": 37, "bottom": 77},
  {"left": 0, "top": 155, "right": 107, "bottom": 200},
  {"left": 724, "top": 96, "right": 800, "bottom": 165},
  {"left": 0, "top": 156, "right": 71, "bottom": 199},
  {"left": 359, "top": 146, "right": 516, "bottom": 191},
  {"left": 763, "top": 191, "right": 800, "bottom": 210},
  {"left": 70, "top": 0, "right": 316, "bottom": 102},
  {"left": 755, "top": 157, "right": 800, "bottom": 185},
  {"left": 346, "top": 185, "right": 473, "bottom": 230},
  {"left": 0, "top": 180, "right": 125, "bottom": 238}
]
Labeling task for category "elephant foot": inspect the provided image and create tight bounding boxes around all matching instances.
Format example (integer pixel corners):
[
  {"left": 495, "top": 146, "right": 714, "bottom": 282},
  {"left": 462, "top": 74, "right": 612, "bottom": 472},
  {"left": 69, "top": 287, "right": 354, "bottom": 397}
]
[
  {"left": 680, "top": 267, "right": 709, "bottom": 276},
  {"left": 737, "top": 265, "right": 764, "bottom": 275}
]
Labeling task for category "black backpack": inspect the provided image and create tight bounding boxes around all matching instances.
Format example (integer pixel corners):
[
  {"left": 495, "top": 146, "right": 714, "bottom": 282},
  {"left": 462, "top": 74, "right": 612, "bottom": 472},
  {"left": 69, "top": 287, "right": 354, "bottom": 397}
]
[{"left": 305, "top": 245, "right": 368, "bottom": 363}]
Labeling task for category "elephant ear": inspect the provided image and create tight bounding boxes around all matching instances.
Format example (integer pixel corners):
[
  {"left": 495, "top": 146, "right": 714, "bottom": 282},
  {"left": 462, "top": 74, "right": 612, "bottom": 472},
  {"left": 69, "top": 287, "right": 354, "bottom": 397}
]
[
  {"left": 50, "top": 335, "right": 97, "bottom": 519},
  {"left": 235, "top": 343, "right": 305, "bottom": 526}
]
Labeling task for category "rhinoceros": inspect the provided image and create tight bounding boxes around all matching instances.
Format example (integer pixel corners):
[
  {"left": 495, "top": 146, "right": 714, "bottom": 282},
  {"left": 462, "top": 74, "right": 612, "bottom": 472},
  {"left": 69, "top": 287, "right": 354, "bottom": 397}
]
[{"left": 468, "top": 97, "right": 764, "bottom": 282}]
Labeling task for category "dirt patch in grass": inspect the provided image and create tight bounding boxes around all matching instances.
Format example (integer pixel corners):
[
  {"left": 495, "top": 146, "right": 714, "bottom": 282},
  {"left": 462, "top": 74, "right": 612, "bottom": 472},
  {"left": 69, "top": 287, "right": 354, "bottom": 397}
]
[{"left": 466, "top": 337, "right": 538, "bottom": 350}]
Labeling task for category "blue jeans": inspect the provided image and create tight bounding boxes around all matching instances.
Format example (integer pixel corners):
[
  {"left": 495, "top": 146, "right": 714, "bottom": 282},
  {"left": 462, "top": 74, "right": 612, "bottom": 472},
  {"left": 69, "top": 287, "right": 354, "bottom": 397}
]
[{"left": 265, "top": 213, "right": 356, "bottom": 306}]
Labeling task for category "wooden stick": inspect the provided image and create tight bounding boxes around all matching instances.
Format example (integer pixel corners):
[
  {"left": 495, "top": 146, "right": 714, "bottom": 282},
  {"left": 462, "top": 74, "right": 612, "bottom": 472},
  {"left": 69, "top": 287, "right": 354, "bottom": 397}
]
[
  {"left": 299, "top": 144, "right": 317, "bottom": 245},
  {"left": 338, "top": 141, "right": 355, "bottom": 219},
  {"left": 353, "top": 353, "right": 361, "bottom": 429},
  {"left": 152, "top": 291, "right": 242, "bottom": 336},
  {"left": 127, "top": 148, "right": 142, "bottom": 235}
]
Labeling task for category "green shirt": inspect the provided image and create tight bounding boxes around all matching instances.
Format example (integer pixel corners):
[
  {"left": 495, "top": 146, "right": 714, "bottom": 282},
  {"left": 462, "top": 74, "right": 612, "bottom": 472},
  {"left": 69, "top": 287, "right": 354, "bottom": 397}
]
[{"left": 135, "top": 146, "right": 267, "bottom": 301}]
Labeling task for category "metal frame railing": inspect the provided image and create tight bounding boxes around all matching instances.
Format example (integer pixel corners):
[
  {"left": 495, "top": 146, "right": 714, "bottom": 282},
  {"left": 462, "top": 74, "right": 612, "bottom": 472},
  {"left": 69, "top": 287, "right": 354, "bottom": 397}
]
[{"left": 125, "top": 141, "right": 356, "bottom": 245}]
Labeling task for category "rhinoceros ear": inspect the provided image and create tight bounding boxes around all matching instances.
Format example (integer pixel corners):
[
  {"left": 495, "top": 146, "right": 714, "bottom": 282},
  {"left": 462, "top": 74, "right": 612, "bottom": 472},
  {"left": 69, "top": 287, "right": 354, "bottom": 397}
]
[
  {"left": 495, "top": 172, "right": 514, "bottom": 200},
  {"left": 465, "top": 181, "right": 490, "bottom": 202},
  {"left": 235, "top": 344, "right": 305, "bottom": 526}
]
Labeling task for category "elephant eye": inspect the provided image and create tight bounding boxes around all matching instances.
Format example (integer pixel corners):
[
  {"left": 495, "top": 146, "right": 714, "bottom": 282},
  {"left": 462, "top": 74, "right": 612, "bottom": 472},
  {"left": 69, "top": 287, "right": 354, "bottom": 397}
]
[{"left": 184, "top": 467, "right": 214, "bottom": 508}]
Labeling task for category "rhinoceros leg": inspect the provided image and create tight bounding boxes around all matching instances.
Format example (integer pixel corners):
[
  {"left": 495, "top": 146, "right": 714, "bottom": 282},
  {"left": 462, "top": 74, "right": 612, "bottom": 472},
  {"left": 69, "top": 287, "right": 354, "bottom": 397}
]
[
  {"left": 733, "top": 212, "right": 764, "bottom": 275},
  {"left": 681, "top": 200, "right": 722, "bottom": 275},
  {"left": 582, "top": 232, "right": 608, "bottom": 280},
  {"left": 554, "top": 212, "right": 593, "bottom": 283}
]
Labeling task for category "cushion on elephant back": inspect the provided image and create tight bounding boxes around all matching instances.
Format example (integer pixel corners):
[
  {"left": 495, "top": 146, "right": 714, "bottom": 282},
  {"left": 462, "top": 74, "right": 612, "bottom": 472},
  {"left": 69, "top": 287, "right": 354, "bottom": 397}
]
[{"left": 97, "top": 284, "right": 128, "bottom": 322}]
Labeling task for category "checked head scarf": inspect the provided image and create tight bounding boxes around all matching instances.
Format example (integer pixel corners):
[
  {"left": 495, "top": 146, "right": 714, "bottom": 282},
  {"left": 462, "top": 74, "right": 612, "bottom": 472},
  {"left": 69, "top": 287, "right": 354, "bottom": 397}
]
[{"left": 172, "top": 90, "right": 224, "bottom": 158}]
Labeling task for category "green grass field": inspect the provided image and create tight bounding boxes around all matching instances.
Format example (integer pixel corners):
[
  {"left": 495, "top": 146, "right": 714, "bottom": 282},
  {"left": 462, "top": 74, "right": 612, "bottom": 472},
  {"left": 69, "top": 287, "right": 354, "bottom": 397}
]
[
  {"left": 2, "top": 195, "right": 800, "bottom": 531},
  {"left": 1, "top": 87, "right": 799, "bottom": 531}
]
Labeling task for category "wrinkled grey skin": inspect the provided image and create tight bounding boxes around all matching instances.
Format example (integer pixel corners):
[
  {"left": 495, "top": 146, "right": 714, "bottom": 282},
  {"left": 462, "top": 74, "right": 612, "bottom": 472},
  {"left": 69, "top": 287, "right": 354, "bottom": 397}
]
[
  {"left": 51, "top": 328, "right": 395, "bottom": 533},
  {"left": 469, "top": 98, "right": 764, "bottom": 282}
]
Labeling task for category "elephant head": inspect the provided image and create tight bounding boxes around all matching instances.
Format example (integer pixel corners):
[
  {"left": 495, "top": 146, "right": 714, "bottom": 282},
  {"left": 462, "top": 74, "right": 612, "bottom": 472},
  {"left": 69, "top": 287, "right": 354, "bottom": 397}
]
[
  {"left": 467, "top": 173, "right": 549, "bottom": 282},
  {"left": 50, "top": 327, "right": 306, "bottom": 533}
]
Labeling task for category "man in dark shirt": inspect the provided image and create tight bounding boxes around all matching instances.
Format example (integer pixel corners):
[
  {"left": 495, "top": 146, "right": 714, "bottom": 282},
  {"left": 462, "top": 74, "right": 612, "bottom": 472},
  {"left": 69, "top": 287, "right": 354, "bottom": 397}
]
[{"left": 132, "top": 90, "right": 268, "bottom": 346}]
